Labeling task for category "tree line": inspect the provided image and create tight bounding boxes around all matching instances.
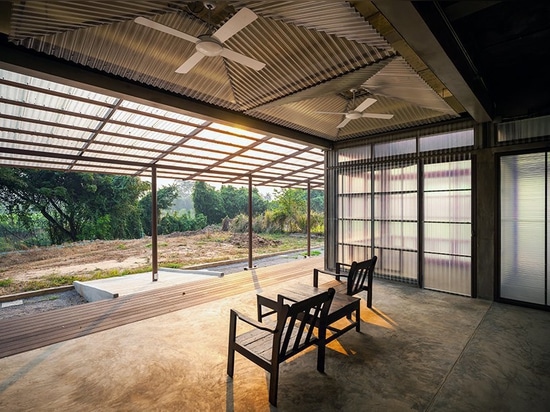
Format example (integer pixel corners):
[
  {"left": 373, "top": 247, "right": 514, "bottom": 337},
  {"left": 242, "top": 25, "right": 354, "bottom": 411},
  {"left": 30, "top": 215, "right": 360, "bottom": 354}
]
[{"left": 0, "top": 168, "right": 323, "bottom": 251}]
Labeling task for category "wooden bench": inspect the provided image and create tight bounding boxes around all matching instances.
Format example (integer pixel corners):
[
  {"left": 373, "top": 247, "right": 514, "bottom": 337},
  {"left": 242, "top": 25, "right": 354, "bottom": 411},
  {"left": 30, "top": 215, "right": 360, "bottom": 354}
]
[
  {"left": 227, "top": 288, "right": 335, "bottom": 407},
  {"left": 314, "top": 256, "right": 378, "bottom": 308},
  {"left": 257, "top": 284, "right": 361, "bottom": 345}
]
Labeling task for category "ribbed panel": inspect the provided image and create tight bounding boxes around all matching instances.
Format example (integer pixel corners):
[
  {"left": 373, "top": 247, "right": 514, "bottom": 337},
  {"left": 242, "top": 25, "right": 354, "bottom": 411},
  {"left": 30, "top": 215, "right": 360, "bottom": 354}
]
[
  {"left": 500, "top": 153, "right": 547, "bottom": 305},
  {"left": 231, "top": 1, "right": 391, "bottom": 48}
]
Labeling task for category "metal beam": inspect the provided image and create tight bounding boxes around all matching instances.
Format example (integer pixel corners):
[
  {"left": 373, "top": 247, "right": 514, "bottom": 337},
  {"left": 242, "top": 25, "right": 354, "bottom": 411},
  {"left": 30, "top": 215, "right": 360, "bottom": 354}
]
[{"left": 373, "top": 1, "right": 493, "bottom": 123}]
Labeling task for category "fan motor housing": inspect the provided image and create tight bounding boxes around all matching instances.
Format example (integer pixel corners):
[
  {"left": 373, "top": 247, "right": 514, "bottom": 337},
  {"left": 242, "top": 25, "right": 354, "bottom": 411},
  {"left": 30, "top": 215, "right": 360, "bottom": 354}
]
[{"left": 196, "top": 35, "right": 223, "bottom": 56}]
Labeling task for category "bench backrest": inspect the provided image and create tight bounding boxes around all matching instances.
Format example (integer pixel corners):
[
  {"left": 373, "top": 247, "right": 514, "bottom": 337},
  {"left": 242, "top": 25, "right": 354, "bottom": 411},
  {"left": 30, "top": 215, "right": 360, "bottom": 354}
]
[
  {"left": 275, "top": 288, "right": 335, "bottom": 362},
  {"left": 346, "top": 256, "right": 378, "bottom": 296}
]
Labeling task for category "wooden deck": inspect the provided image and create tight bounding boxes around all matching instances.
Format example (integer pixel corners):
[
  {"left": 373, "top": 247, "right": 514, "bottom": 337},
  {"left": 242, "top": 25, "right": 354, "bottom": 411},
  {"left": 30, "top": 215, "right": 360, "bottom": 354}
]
[{"left": 0, "top": 257, "right": 323, "bottom": 359}]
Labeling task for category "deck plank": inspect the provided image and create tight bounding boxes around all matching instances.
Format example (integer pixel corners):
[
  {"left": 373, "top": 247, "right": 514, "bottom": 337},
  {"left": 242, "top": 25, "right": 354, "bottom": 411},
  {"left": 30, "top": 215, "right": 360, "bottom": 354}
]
[{"left": 0, "top": 257, "right": 323, "bottom": 358}]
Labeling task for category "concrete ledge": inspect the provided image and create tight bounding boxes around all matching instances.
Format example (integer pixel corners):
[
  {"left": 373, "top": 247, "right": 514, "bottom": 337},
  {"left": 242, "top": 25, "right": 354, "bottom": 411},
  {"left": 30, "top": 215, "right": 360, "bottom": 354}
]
[
  {"left": 73, "top": 268, "right": 224, "bottom": 302},
  {"left": 74, "top": 281, "right": 119, "bottom": 302}
]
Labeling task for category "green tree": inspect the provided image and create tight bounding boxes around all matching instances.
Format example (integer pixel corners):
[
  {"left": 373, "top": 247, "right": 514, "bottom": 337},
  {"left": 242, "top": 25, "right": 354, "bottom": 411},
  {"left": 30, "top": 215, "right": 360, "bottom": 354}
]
[
  {"left": 192, "top": 181, "right": 225, "bottom": 224},
  {"left": 270, "top": 188, "right": 307, "bottom": 232},
  {"left": 219, "top": 185, "right": 268, "bottom": 218},
  {"left": 0, "top": 168, "right": 148, "bottom": 244},
  {"left": 138, "top": 184, "right": 180, "bottom": 236}
]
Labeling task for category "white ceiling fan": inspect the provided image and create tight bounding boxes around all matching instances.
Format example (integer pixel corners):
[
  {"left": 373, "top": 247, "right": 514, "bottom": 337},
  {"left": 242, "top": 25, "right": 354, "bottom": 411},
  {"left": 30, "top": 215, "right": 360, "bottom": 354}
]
[
  {"left": 134, "top": 5, "right": 265, "bottom": 74},
  {"left": 316, "top": 89, "right": 394, "bottom": 128}
]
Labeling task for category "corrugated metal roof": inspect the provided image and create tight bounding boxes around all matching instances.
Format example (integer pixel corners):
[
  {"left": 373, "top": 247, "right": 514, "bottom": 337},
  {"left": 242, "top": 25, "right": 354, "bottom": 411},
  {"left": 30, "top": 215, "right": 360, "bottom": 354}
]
[{"left": 0, "top": 1, "right": 466, "bottom": 187}]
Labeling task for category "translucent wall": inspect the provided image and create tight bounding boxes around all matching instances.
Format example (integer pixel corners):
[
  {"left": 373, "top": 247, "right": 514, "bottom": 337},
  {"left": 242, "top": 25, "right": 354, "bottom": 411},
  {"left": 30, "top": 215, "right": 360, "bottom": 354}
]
[
  {"left": 373, "top": 162, "right": 418, "bottom": 281},
  {"left": 423, "top": 160, "right": 472, "bottom": 295},
  {"left": 500, "top": 153, "right": 546, "bottom": 304},
  {"left": 334, "top": 126, "right": 473, "bottom": 293}
]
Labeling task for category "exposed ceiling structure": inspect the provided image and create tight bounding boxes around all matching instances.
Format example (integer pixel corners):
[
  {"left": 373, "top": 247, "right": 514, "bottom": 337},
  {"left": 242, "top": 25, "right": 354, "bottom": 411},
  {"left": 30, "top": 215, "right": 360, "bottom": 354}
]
[{"left": 0, "top": 1, "right": 548, "bottom": 187}]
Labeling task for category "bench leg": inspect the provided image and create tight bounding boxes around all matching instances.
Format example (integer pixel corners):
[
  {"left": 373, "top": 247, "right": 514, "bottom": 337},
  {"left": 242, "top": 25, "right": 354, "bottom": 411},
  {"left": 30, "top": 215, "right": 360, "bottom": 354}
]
[{"left": 355, "top": 304, "right": 361, "bottom": 332}]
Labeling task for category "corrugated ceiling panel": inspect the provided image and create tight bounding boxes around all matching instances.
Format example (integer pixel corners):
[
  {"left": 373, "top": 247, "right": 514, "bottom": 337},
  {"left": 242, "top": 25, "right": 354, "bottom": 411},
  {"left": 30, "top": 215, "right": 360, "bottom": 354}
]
[{"left": 233, "top": 1, "right": 390, "bottom": 48}]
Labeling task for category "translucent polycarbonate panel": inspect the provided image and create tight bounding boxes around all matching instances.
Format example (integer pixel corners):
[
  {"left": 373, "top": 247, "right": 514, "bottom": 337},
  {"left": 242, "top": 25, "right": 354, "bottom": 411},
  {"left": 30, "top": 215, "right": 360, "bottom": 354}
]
[
  {"left": 87, "top": 143, "right": 159, "bottom": 158},
  {"left": 4, "top": 141, "right": 77, "bottom": 155},
  {"left": 3, "top": 119, "right": 89, "bottom": 138},
  {"left": 419, "top": 129, "right": 474, "bottom": 151},
  {"left": 120, "top": 101, "right": 205, "bottom": 125},
  {"left": 286, "top": 158, "right": 315, "bottom": 167},
  {"left": 498, "top": 115, "right": 550, "bottom": 142},
  {"left": 338, "top": 244, "right": 371, "bottom": 264},
  {"left": 339, "top": 167, "right": 370, "bottom": 194},
  {"left": 4, "top": 88, "right": 113, "bottom": 117},
  {"left": 338, "top": 146, "right": 371, "bottom": 163},
  {"left": 424, "top": 192, "right": 471, "bottom": 222},
  {"left": 373, "top": 221, "right": 417, "bottom": 249},
  {"left": 339, "top": 195, "right": 370, "bottom": 219},
  {"left": 220, "top": 161, "right": 259, "bottom": 170},
  {"left": 500, "top": 153, "right": 546, "bottom": 304},
  {"left": 374, "top": 138, "right": 416, "bottom": 158},
  {"left": 196, "top": 129, "right": 255, "bottom": 147},
  {"left": 94, "top": 134, "right": 173, "bottom": 150},
  {"left": 209, "top": 123, "right": 265, "bottom": 139},
  {"left": 101, "top": 124, "right": 183, "bottom": 143},
  {"left": 229, "top": 156, "right": 267, "bottom": 166},
  {"left": 338, "top": 219, "right": 371, "bottom": 245},
  {"left": 1, "top": 69, "right": 117, "bottom": 104},
  {"left": 424, "top": 222, "right": 471, "bottom": 255},
  {"left": 268, "top": 137, "right": 308, "bottom": 150},
  {"left": 374, "top": 193, "right": 418, "bottom": 221},
  {"left": 163, "top": 153, "right": 219, "bottom": 163},
  {"left": 3, "top": 103, "right": 101, "bottom": 129},
  {"left": 184, "top": 138, "right": 241, "bottom": 153},
  {"left": 424, "top": 254, "right": 471, "bottom": 295},
  {"left": 111, "top": 112, "right": 199, "bottom": 135},
  {"left": 3, "top": 131, "right": 84, "bottom": 148},
  {"left": 424, "top": 161, "right": 471, "bottom": 190},
  {"left": 276, "top": 162, "right": 305, "bottom": 171},
  {"left": 240, "top": 150, "right": 282, "bottom": 161},
  {"left": 374, "top": 164, "right": 417, "bottom": 192},
  {"left": 423, "top": 159, "right": 471, "bottom": 295},
  {"left": 374, "top": 248, "right": 417, "bottom": 280},
  {"left": 296, "top": 151, "right": 324, "bottom": 162},
  {"left": 255, "top": 142, "right": 298, "bottom": 155}
]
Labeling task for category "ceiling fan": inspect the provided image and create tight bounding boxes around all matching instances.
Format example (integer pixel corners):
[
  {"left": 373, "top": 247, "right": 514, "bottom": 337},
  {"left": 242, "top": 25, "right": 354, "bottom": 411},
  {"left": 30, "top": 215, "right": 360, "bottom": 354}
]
[
  {"left": 316, "top": 89, "right": 394, "bottom": 128},
  {"left": 134, "top": 5, "right": 266, "bottom": 74}
]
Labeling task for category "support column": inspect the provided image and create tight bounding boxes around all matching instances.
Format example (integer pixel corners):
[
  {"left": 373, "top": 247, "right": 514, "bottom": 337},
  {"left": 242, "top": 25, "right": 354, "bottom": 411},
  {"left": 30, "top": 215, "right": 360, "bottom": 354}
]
[
  {"left": 307, "top": 181, "right": 311, "bottom": 257},
  {"left": 247, "top": 175, "right": 255, "bottom": 269},
  {"left": 151, "top": 166, "right": 158, "bottom": 281}
]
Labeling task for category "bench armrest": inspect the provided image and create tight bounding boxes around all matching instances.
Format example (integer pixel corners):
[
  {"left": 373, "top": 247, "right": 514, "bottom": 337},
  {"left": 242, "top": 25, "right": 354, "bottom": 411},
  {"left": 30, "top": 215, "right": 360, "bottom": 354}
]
[
  {"left": 313, "top": 266, "right": 349, "bottom": 287},
  {"left": 231, "top": 309, "right": 276, "bottom": 333}
]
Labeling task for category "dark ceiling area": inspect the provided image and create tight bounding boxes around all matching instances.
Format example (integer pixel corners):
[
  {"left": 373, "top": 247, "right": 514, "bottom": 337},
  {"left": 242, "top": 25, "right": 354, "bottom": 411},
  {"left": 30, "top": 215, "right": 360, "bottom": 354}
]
[
  {"left": 411, "top": 1, "right": 550, "bottom": 120},
  {"left": 0, "top": 1, "right": 548, "bottom": 185}
]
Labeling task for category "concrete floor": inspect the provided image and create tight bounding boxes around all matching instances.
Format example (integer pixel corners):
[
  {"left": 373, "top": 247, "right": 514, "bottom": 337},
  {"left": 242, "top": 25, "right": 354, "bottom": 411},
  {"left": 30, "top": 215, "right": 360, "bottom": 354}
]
[{"left": 1, "top": 270, "right": 549, "bottom": 411}]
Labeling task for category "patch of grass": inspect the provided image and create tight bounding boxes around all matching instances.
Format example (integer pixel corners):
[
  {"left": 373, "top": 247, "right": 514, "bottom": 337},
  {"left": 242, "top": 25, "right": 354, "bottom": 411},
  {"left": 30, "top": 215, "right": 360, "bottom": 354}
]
[
  {"left": 116, "top": 243, "right": 127, "bottom": 250},
  {"left": 0, "top": 278, "right": 13, "bottom": 288},
  {"left": 301, "top": 250, "right": 321, "bottom": 257}
]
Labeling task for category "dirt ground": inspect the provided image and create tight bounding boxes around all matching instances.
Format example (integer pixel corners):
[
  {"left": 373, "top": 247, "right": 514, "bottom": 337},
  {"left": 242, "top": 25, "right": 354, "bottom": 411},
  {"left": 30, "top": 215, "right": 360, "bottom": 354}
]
[{"left": 0, "top": 228, "right": 311, "bottom": 295}]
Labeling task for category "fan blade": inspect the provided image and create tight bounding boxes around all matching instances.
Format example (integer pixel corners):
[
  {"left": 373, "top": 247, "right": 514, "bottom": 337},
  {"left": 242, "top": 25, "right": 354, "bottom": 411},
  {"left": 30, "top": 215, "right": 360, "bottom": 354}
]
[
  {"left": 355, "top": 97, "right": 377, "bottom": 113},
  {"left": 175, "top": 52, "right": 205, "bottom": 74},
  {"left": 337, "top": 118, "right": 352, "bottom": 128},
  {"left": 220, "top": 48, "right": 265, "bottom": 71},
  {"left": 135, "top": 17, "right": 199, "bottom": 44},
  {"left": 361, "top": 113, "right": 394, "bottom": 119},
  {"left": 315, "top": 111, "right": 347, "bottom": 115},
  {"left": 212, "top": 7, "right": 258, "bottom": 43}
]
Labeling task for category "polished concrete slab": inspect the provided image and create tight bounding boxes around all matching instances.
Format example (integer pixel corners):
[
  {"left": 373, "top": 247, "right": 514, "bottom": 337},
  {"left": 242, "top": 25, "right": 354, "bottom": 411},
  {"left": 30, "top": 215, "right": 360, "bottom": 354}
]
[{"left": 1, "top": 271, "right": 549, "bottom": 411}]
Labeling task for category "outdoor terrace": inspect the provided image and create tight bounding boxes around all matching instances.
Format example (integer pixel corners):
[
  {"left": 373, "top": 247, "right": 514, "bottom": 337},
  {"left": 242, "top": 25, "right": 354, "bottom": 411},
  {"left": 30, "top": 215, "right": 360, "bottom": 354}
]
[{"left": 1, "top": 257, "right": 549, "bottom": 411}]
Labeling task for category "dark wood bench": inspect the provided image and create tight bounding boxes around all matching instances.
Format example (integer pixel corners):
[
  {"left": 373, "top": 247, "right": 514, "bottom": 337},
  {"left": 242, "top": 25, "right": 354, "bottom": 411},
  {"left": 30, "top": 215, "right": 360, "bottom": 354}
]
[
  {"left": 314, "top": 256, "right": 378, "bottom": 308},
  {"left": 257, "top": 284, "right": 361, "bottom": 345},
  {"left": 227, "top": 288, "right": 335, "bottom": 407}
]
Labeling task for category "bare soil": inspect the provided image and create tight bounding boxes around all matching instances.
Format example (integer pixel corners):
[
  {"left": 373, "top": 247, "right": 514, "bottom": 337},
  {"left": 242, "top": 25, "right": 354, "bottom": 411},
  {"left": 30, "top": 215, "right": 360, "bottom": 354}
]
[{"left": 0, "top": 227, "right": 306, "bottom": 296}]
